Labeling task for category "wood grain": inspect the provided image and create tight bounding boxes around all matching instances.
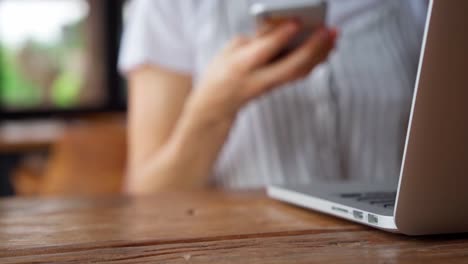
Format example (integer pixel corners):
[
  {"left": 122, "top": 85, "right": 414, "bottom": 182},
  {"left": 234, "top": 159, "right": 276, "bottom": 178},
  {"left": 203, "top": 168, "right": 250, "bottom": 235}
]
[{"left": 1, "top": 191, "right": 468, "bottom": 263}]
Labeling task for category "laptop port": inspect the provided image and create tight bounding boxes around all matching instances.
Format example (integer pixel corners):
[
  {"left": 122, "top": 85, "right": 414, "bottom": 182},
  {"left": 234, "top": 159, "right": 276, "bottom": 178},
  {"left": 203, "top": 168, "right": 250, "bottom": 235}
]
[
  {"left": 368, "top": 214, "right": 378, "bottom": 224},
  {"left": 353, "top": 210, "right": 364, "bottom": 220},
  {"left": 331, "top": 206, "right": 348, "bottom": 214}
]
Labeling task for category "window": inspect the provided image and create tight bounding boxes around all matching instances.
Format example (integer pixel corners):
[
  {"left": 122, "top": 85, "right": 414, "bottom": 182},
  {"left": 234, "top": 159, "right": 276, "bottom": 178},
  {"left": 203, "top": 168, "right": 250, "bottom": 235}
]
[{"left": 0, "top": 0, "right": 125, "bottom": 118}]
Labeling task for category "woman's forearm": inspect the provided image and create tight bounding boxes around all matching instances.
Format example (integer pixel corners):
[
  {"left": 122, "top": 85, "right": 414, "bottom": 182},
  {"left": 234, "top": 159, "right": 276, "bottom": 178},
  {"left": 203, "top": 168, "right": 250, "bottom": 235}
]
[{"left": 126, "top": 96, "right": 235, "bottom": 194}]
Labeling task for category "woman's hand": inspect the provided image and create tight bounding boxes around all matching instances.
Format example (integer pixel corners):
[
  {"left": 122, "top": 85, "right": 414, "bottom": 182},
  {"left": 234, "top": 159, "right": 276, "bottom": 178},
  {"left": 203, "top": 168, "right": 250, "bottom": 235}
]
[{"left": 189, "top": 21, "right": 337, "bottom": 121}]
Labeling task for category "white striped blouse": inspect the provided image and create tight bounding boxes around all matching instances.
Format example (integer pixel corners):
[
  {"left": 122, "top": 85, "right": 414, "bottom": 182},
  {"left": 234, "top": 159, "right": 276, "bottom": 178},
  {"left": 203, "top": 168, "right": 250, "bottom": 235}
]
[{"left": 119, "top": 0, "right": 428, "bottom": 189}]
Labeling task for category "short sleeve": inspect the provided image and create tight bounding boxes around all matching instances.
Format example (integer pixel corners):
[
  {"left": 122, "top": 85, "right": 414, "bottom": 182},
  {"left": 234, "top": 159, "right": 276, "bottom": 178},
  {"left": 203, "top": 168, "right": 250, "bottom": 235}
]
[{"left": 118, "top": 0, "right": 194, "bottom": 75}]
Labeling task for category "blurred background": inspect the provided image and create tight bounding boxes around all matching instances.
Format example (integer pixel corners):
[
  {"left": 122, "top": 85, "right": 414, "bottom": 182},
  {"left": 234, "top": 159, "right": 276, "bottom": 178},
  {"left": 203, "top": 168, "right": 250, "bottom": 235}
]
[{"left": 0, "top": 0, "right": 127, "bottom": 197}]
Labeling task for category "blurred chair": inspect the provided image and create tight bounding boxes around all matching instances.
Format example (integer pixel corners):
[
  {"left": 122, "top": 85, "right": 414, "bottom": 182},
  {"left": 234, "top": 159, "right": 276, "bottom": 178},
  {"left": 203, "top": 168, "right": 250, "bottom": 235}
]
[{"left": 12, "top": 117, "right": 127, "bottom": 196}]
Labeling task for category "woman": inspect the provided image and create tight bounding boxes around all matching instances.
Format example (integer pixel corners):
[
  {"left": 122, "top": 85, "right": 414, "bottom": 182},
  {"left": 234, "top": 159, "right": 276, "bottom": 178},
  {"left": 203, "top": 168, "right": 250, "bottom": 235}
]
[{"left": 119, "top": 0, "right": 428, "bottom": 194}]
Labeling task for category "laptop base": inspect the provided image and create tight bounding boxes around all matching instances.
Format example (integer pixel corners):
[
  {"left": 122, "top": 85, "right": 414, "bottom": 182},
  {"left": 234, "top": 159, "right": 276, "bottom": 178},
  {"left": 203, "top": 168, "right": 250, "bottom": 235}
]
[{"left": 267, "top": 182, "right": 399, "bottom": 232}]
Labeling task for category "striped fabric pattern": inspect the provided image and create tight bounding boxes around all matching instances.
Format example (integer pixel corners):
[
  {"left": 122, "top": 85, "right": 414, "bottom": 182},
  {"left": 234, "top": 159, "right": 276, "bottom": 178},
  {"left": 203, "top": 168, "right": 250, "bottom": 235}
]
[{"left": 193, "top": 0, "right": 427, "bottom": 189}]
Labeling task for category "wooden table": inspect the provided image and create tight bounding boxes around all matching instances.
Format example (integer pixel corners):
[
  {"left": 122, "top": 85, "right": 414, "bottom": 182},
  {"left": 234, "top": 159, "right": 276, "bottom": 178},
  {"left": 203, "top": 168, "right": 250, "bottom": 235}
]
[{"left": 1, "top": 191, "right": 468, "bottom": 263}]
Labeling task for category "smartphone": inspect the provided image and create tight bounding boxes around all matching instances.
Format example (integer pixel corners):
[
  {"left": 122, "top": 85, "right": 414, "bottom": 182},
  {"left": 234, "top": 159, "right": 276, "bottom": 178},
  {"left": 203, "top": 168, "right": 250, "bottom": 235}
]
[{"left": 250, "top": 1, "right": 328, "bottom": 53}]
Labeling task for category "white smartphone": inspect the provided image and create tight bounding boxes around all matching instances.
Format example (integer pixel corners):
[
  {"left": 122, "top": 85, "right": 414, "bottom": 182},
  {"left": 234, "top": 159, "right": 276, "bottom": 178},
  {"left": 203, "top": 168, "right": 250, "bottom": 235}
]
[{"left": 250, "top": 1, "right": 328, "bottom": 53}]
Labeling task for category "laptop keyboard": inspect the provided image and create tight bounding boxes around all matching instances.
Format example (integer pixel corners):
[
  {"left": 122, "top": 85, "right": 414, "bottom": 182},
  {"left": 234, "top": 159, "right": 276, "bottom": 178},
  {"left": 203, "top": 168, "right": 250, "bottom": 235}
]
[{"left": 339, "top": 192, "right": 397, "bottom": 209}]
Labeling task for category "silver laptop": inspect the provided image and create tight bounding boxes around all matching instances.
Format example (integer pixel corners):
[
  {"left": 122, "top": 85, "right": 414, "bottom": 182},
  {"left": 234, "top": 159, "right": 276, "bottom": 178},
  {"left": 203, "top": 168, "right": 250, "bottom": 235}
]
[{"left": 267, "top": 0, "right": 468, "bottom": 235}]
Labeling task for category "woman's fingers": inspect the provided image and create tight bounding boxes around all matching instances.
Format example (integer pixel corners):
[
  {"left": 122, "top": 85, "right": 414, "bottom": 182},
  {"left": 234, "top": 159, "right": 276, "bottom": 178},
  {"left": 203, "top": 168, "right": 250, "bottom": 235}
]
[
  {"left": 221, "top": 36, "right": 251, "bottom": 54},
  {"left": 235, "top": 22, "right": 301, "bottom": 71},
  {"left": 249, "top": 28, "right": 336, "bottom": 96},
  {"left": 254, "top": 21, "right": 281, "bottom": 38},
  {"left": 215, "top": 26, "right": 337, "bottom": 103}
]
